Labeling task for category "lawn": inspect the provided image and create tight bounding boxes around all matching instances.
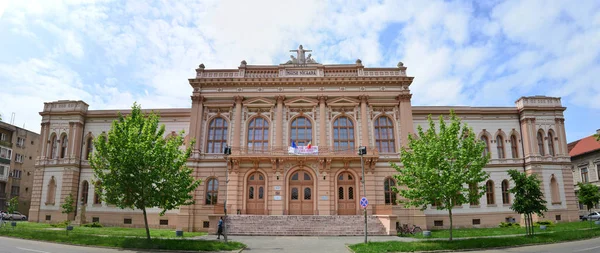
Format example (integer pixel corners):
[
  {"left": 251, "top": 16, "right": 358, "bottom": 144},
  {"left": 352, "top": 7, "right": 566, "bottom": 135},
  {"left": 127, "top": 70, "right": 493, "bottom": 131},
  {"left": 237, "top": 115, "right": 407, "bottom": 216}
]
[
  {"left": 351, "top": 227, "right": 600, "bottom": 253},
  {"left": 0, "top": 222, "right": 244, "bottom": 252},
  {"left": 412, "top": 221, "right": 591, "bottom": 239}
]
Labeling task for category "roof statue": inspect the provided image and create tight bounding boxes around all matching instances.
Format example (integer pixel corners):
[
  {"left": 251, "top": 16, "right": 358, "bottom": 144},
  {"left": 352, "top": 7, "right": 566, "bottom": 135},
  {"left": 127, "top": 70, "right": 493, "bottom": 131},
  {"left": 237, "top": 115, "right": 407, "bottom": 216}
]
[{"left": 285, "top": 45, "right": 318, "bottom": 65}]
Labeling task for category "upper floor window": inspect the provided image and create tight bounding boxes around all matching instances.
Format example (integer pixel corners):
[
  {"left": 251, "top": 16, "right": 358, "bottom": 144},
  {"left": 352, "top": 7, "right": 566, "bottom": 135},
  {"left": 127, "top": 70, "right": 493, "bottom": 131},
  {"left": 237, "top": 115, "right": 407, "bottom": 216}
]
[
  {"left": 333, "top": 116, "right": 354, "bottom": 151},
  {"left": 290, "top": 116, "right": 312, "bottom": 146},
  {"left": 0, "top": 133, "right": 6, "bottom": 141},
  {"left": 537, "top": 131, "right": 545, "bottom": 156},
  {"left": 16, "top": 137, "right": 25, "bottom": 147},
  {"left": 60, "top": 135, "right": 68, "bottom": 158},
  {"left": 496, "top": 135, "right": 505, "bottom": 159},
  {"left": 510, "top": 135, "right": 519, "bottom": 158},
  {"left": 85, "top": 136, "right": 94, "bottom": 160},
  {"left": 206, "top": 117, "right": 228, "bottom": 153},
  {"left": 581, "top": 168, "right": 589, "bottom": 183},
  {"left": 547, "top": 132, "right": 555, "bottom": 156},
  {"left": 94, "top": 181, "right": 102, "bottom": 204},
  {"left": 486, "top": 180, "right": 495, "bottom": 205},
  {"left": 374, "top": 116, "right": 395, "bottom": 153},
  {"left": 50, "top": 135, "right": 58, "bottom": 159},
  {"left": 0, "top": 147, "right": 12, "bottom": 160},
  {"left": 481, "top": 136, "right": 490, "bottom": 157},
  {"left": 247, "top": 117, "right": 269, "bottom": 152}
]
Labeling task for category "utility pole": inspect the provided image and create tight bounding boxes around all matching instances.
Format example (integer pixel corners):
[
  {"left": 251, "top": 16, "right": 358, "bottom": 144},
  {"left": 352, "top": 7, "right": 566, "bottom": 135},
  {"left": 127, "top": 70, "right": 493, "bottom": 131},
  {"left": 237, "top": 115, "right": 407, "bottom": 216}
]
[
  {"left": 223, "top": 145, "right": 232, "bottom": 243},
  {"left": 358, "top": 146, "right": 367, "bottom": 244}
]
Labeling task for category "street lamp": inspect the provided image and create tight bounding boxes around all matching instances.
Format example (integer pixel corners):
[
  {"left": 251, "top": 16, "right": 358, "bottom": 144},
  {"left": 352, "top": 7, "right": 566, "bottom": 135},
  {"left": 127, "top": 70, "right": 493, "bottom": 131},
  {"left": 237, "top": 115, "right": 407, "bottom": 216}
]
[
  {"left": 223, "top": 145, "right": 232, "bottom": 243},
  {"left": 358, "top": 146, "right": 367, "bottom": 244}
]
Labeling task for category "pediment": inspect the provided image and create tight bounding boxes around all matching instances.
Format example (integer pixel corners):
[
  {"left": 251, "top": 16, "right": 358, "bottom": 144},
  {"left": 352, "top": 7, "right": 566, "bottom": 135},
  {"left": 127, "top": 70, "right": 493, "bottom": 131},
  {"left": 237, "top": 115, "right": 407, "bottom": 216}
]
[
  {"left": 285, "top": 97, "right": 319, "bottom": 106},
  {"left": 327, "top": 96, "right": 360, "bottom": 106},
  {"left": 245, "top": 97, "right": 275, "bottom": 107}
]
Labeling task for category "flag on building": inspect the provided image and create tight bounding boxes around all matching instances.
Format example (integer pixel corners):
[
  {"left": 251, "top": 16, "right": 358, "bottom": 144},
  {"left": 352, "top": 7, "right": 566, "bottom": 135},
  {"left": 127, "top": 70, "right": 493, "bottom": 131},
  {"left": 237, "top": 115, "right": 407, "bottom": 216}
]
[{"left": 306, "top": 141, "right": 312, "bottom": 149}]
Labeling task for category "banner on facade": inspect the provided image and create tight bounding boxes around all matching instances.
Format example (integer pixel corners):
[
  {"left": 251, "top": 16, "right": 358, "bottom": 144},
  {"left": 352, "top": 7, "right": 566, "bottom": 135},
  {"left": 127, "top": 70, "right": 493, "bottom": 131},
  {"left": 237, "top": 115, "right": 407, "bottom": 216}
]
[{"left": 288, "top": 141, "right": 318, "bottom": 155}]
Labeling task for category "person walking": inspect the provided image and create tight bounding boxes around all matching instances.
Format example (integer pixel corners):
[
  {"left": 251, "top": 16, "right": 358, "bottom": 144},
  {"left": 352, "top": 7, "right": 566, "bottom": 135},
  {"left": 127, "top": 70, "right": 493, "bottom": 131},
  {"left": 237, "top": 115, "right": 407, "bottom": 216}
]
[{"left": 217, "top": 217, "right": 224, "bottom": 239}]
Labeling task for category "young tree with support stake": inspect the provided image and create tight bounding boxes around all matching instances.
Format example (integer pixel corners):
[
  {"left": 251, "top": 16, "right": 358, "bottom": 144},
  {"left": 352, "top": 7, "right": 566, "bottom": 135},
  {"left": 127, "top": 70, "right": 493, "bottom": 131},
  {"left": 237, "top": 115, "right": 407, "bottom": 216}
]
[
  {"left": 90, "top": 103, "right": 201, "bottom": 241},
  {"left": 391, "top": 110, "right": 490, "bottom": 241},
  {"left": 577, "top": 182, "right": 600, "bottom": 229},
  {"left": 507, "top": 169, "right": 547, "bottom": 237}
]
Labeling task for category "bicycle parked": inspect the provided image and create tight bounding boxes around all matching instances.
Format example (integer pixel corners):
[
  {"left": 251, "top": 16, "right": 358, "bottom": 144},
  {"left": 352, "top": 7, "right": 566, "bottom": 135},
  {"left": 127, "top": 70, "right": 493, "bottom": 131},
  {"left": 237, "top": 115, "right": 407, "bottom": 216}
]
[{"left": 397, "top": 223, "right": 422, "bottom": 236}]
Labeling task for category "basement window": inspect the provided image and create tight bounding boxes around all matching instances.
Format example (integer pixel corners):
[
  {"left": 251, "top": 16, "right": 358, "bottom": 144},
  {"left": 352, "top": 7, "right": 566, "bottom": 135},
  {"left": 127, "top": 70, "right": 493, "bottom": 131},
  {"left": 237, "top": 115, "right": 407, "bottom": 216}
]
[
  {"left": 124, "top": 218, "right": 132, "bottom": 224},
  {"left": 92, "top": 217, "right": 100, "bottom": 223},
  {"left": 434, "top": 220, "right": 443, "bottom": 227},
  {"left": 45, "top": 215, "right": 51, "bottom": 221},
  {"left": 203, "top": 221, "right": 210, "bottom": 228},
  {"left": 556, "top": 215, "right": 561, "bottom": 221},
  {"left": 472, "top": 219, "right": 481, "bottom": 225},
  {"left": 160, "top": 219, "right": 169, "bottom": 225}
]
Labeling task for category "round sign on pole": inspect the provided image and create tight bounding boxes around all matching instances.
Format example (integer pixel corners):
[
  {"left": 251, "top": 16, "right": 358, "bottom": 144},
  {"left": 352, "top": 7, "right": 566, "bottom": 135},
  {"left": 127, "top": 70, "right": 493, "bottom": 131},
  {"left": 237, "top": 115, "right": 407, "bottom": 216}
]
[{"left": 360, "top": 197, "right": 368, "bottom": 208}]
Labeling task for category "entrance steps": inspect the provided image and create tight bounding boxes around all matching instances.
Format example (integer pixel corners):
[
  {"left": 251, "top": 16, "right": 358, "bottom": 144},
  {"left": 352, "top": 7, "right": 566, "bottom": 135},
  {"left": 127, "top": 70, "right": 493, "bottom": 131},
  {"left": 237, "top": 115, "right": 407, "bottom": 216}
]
[{"left": 225, "top": 215, "right": 388, "bottom": 236}]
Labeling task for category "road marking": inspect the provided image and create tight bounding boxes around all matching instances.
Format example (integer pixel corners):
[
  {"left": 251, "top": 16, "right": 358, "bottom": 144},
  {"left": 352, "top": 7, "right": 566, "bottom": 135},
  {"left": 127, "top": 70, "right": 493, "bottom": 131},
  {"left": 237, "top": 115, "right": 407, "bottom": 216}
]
[
  {"left": 574, "top": 245, "right": 600, "bottom": 252},
  {"left": 16, "top": 247, "right": 51, "bottom": 253}
]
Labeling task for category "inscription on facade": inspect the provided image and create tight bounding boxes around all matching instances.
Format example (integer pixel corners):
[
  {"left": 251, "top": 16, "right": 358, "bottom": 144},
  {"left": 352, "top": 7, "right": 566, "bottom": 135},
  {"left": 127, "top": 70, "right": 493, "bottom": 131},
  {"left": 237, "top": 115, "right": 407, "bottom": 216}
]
[{"left": 285, "top": 69, "right": 317, "bottom": 76}]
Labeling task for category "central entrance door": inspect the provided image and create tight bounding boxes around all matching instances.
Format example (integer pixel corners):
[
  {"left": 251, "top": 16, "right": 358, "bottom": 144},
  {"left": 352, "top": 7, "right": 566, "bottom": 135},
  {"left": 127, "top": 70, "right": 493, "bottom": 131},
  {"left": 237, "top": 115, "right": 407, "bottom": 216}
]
[
  {"left": 246, "top": 172, "right": 265, "bottom": 214},
  {"left": 337, "top": 172, "right": 356, "bottom": 215},
  {"left": 289, "top": 170, "right": 314, "bottom": 215}
]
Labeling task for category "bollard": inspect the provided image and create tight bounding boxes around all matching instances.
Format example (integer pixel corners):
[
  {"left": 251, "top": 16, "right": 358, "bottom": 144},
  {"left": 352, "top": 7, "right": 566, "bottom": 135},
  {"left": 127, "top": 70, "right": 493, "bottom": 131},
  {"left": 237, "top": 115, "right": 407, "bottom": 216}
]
[
  {"left": 176, "top": 230, "right": 184, "bottom": 237},
  {"left": 423, "top": 231, "right": 431, "bottom": 237}
]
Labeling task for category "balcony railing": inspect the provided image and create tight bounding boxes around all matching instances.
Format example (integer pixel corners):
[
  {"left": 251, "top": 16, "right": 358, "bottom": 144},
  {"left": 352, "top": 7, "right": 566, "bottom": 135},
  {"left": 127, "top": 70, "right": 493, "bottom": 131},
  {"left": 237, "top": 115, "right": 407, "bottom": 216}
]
[
  {"left": 229, "top": 146, "right": 381, "bottom": 158},
  {"left": 0, "top": 172, "right": 8, "bottom": 182},
  {"left": 0, "top": 140, "right": 12, "bottom": 148}
]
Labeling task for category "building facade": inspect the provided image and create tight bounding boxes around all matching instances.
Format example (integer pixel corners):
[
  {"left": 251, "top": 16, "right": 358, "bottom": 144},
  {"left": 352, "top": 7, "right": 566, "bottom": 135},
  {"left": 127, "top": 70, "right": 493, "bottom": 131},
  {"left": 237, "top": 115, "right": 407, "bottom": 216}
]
[
  {"left": 29, "top": 46, "right": 579, "bottom": 233},
  {"left": 0, "top": 121, "right": 39, "bottom": 215},
  {"left": 569, "top": 129, "right": 600, "bottom": 214}
]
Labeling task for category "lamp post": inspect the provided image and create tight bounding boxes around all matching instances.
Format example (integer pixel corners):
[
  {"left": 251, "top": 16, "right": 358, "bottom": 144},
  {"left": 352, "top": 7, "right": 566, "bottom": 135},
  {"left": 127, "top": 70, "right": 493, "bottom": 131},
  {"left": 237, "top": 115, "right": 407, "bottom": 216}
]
[
  {"left": 223, "top": 145, "right": 232, "bottom": 243},
  {"left": 358, "top": 146, "right": 367, "bottom": 244}
]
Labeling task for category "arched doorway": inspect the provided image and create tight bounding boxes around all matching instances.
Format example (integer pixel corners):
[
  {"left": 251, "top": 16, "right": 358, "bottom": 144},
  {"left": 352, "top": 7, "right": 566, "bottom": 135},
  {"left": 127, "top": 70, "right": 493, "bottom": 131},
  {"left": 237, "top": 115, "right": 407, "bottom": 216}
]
[
  {"left": 246, "top": 172, "right": 266, "bottom": 214},
  {"left": 337, "top": 172, "right": 356, "bottom": 215},
  {"left": 289, "top": 169, "right": 314, "bottom": 215}
]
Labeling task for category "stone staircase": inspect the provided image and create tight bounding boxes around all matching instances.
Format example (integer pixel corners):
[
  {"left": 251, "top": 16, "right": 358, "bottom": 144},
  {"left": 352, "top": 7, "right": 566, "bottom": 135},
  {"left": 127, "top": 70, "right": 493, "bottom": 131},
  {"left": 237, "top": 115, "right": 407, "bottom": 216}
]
[{"left": 225, "top": 215, "right": 388, "bottom": 236}]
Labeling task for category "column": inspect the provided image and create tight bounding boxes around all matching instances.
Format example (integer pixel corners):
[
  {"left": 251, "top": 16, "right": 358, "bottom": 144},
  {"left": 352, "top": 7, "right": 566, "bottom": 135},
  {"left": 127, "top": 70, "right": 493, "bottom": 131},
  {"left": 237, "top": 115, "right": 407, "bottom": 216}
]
[
  {"left": 67, "top": 122, "right": 74, "bottom": 158},
  {"left": 39, "top": 122, "right": 48, "bottom": 159},
  {"left": 397, "top": 94, "right": 415, "bottom": 148},
  {"left": 232, "top": 96, "right": 243, "bottom": 153},
  {"left": 359, "top": 95, "right": 369, "bottom": 147},
  {"left": 318, "top": 96, "right": 327, "bottom": 148},
  {"left": 275, "top": 96, "right": 284, "bottom": 149},
  {"left": 72, "top": 122, "right": 84, "bottom": 159},
  {"left": 557, "top": 119, "right": 568, "bottom": 156},
  {"left": 190, "top": 95, "right": 205, "bottom": 152}
]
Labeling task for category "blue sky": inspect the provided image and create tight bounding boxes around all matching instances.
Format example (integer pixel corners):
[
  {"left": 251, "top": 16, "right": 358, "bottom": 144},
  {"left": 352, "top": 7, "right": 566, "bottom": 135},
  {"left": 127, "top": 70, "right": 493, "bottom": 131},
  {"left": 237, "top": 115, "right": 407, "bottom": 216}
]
[{"left": 0, "top": 0, "right": 599, "bottom": 142}]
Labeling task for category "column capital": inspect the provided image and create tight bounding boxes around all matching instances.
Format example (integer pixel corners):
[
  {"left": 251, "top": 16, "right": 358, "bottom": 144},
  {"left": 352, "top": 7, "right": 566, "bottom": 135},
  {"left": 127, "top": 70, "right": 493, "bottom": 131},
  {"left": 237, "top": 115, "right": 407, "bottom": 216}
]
[
  {"left": 234, "top": 95, "right": 244, "bottom": 104},
  {"left": 276, "top": 95, "right": 286, "bottom": 103},
  {"left": 395, "top": 93, "right": 412, "bottom": 102},
  {"left": 554, "top": 118, "right": 565, "bottom": 124},
  {"left": 191, "top": 95, "right": 205, "bottom": 103},
  {"left": 317, "top": 95, "right": 327, "bottom": 104},
  {"left": 359, "top": 95, "right": 369, "bottom": 103}
]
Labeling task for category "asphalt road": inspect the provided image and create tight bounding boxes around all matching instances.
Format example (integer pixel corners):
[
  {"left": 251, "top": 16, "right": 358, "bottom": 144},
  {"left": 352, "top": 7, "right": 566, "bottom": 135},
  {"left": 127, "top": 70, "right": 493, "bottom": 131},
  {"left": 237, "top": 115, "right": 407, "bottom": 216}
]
[
  {"left": 461, "top": 237, "right": 600, "bottom": 253},
  {"left": 0, "top": 236, "right": 140, "bottom": 253}
]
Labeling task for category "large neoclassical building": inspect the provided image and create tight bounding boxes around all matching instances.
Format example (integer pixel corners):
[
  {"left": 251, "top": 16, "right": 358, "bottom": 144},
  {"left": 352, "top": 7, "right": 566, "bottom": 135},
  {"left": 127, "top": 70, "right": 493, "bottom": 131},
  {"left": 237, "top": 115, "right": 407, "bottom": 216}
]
[{"left": 29, "top": 46, "right": 578, "bottom": 234}]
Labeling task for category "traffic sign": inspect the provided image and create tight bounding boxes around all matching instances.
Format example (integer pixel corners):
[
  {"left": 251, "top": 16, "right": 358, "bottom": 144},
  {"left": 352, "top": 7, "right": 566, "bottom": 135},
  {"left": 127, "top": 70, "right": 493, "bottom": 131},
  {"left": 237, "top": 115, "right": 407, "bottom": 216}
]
[{"left": 360, "top": 197, "right": 368, "bottom": 208}]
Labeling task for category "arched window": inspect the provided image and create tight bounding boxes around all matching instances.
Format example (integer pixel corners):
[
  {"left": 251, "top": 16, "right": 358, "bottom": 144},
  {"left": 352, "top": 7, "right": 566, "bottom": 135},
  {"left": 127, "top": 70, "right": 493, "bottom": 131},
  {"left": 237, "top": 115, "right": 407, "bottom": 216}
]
[
  {"left": 510, "top": 135, "right": 519, "bottom": 158},
  {"left": 501, "top": 180, "right": 510, "bottom": 204},
  {"left": 374, "top": 116, "right": 395, "bottom": 153},
  {"left": 496, "top": 135, "right": 505, "bottom": 159},
  {"left": 94, "top": 181, "right": 102, "bottom": 204},
  {"left": 46, "top": 176, "right": 56, "bottom": 205},
  {"left": 333, "top": 116, "right": 355, "bottom": 151},
  {"left": 206, "top": 117, "right": 228, "bottom": 153},
  {"left": 205, "top": 178, "right": 218, "bottom": 205},
  {"left": 547, "top": 131, "right": 555, "bottom": 156},
  {"left": 290, "top": 116, "right": 312, "bottom": 146},
  {"left": 486, "top": 180, "right": 495, "bottom": 205},
  {"left": 81, "top": 181, "right": 89, "bottom": 204},
  {"left": 50, "top": 134, "right": 58, "bottom": 159},
  {"left": 247, "top": 117, "right": 269, "bottom": 152},
  {"left": 384, "top": 177, "right": 397, "bottom": 205},
  {"left": 85, "top": 136, "right": 94, "bottom": 160},
  {"left": 550, "top": 176, "right": 560, "bottom": 204},
  {"left": 481, "top": 136, "right": 490, "bottom": 157},
  {"left": 60, "top": 134, "right": 68, "bottom": 158},
  {"left": 537, "top": 131, "right": 545, "bottom": 156}
]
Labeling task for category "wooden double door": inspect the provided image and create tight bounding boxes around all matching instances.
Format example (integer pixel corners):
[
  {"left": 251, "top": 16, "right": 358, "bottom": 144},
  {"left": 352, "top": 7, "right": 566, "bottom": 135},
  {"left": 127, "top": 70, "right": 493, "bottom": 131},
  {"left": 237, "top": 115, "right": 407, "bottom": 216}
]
[
  {"left": 246, "top": 172, "right": 266, "bottom": 214},
  {"left": 337, "top": 172, "right": 357, "bottom": 215},
  {"left": 289, "top": 170, "right": 314, "bottom": 215}
]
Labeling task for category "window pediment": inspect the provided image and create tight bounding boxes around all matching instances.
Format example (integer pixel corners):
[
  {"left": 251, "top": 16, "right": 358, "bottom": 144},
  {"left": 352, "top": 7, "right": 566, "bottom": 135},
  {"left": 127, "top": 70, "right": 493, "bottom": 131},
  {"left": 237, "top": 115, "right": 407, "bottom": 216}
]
[
  {"left": 327, "top": 96, "right": 360, "bottom": 106},
  {"left": 285, "top": 97, "right": 319, "bottom": 106},
  {"left": 245, "top": 97, "right": 276, "bottom": 107}
]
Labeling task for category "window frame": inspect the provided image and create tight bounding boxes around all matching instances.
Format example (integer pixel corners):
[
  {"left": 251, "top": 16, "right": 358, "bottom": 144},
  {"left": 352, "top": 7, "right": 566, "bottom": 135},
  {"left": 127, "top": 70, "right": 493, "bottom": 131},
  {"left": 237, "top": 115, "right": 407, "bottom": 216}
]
[
  {"left": 537, "top": 131, "right": 545, "bottom": 156},
  {"left": 384, "top": 177, "right": 397, "bottom": 205},
  {"left": 481, "top": 135, "right": 490, "bottom": 157},
  {"left": 60, "top": 134, "right": 68, "bottom": 158},
  {"left": 374, "top": 116, "right": 396, "bottom": 153},
  {"left": 290, "top": 116, "right": 312, "bottom": 147},
  {"left": 496, "top": 135, "right": 505, "bottom": 159},
  {"left": 547, "top": 131, "right": 555, "bottom": 156},
  {"left": 501, "top": 180, "right": 510, "bottom": 204},
  {"left": 510, "top": 135, "right": 519, "bottom": 158},
  {"left": 246, "top": 116, "right": 270, "bottom": 152},
  {"left": 486, "top": 180, "right": 495, "bottom": 205},
  {"left": 206, "top": 117, "right": 228, "bottom": 154},
  {"left": 332, "top": 116, "right": 355, "bottom": 151},
  {"left": 205, "top": 178, "right": 219, "bottom": 205}
]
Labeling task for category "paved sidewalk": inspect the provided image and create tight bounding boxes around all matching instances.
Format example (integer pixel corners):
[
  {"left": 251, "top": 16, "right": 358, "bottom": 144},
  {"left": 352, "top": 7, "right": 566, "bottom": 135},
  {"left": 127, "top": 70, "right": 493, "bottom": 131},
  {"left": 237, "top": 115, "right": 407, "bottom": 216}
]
[{"left": 194, "top": 235, "right": 416, "bottom": 253}]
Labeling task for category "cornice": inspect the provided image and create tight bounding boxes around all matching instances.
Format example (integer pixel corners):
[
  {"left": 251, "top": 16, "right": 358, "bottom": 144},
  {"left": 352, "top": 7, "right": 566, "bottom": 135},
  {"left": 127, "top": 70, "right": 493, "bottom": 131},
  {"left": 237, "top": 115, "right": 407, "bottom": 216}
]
[{"left": 188, "top": 76, "right": 414, "bottom": 88}]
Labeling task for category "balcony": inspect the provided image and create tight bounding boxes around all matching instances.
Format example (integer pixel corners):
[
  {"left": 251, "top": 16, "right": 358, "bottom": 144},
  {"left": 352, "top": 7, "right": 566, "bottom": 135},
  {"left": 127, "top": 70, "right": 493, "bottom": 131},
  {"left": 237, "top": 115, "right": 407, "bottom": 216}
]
[
  {"left": 0, "top": 140, "right": 12, "bottom": 148},
  {"left": 0, "top": 172, "right": 7, "bottom": 182},
  {"left": 230, "top": 146, "right": 380, "bottom": 159}
]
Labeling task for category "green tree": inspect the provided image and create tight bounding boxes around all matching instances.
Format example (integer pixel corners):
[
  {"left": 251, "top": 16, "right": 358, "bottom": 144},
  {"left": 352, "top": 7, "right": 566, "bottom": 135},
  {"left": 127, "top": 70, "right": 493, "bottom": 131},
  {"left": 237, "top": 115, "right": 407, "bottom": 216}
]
[
  {"left": 507, "top": 169, "right": 548, "bottom": 236},
  {"left": 392, "top": 110, "right": 490, "bottom": 240},
  {"left": 576, "top": 182, "right": 600, "bottom": 228},
  {"left": 89, "top": 103, "right": 200, "bottom": 240},
  {"left": 594, "top": 132, "right": 599, "bottom": 142},
  {"left": 7, "top": 196, "right": 18, "bottom": 214},
  {"left": 61, "top": 193, "right": 75, "bottom": 224}
]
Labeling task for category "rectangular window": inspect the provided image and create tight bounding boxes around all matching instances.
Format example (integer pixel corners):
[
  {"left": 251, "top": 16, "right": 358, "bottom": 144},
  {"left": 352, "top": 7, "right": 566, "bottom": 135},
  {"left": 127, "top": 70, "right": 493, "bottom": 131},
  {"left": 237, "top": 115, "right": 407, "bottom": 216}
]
[
  {"left": 434, "top": 220, "right": 444, "bottom": 227},
  {"left": 92, "top": 217, "right": 100, "bottom": 223},
  {"left": 11, "top": 186, "right": 20, "bottom": 196},
  {"left": 12, "top": 170, "right": 21, "bottom": 179},
  {"left": 581, "top": 168, "right": 589, "bottom": 183},
  {"left": 472, "top": 219, "right": 481, "bottom": 225},
  {"left": 45, "top": 215, "right": 51, "bottom": 221},
  {"left": 15, "top": 154, "right": 23, "bottom": 163},
  {"left": 0, "top": 147, "right": 12, "bottom": 160},
  {"left": 203, "top": 221, "right": 210, "bottom": 228},
  {"left": 0, "top": 165, "right": 6, "bottom": 176},
  {"left": 597, "top": 164, "right": 600, "bottom": 181},
  {"left": 16, "top": 137, "right": 25, "bottom": 147},
  {"left": 555, "top": 215, "right": 561, "bottom": 221},
  {"left": 124, "top": 218, "right": 132, "bottom": 224},
  {"left": 0, "top": 133, "right": 6, "bottom": 141},
  {"left": 160, "top": 219, "right": 169, "bottom": 225}
]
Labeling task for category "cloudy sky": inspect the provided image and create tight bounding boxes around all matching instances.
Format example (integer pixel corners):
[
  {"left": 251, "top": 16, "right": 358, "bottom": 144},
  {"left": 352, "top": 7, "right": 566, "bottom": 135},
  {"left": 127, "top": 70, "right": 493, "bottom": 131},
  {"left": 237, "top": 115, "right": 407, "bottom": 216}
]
[{"left": 0, "top": 0, "right": 599, "bottom": 142}]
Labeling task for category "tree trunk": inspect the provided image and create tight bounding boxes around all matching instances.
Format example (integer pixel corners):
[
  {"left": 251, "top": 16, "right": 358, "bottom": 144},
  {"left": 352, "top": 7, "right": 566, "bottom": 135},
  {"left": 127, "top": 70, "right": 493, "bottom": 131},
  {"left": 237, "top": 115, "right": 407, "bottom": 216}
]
[
  {"left": 448, "top": 208, "right": 453, "bottom": 241},
  {"left": 529, "top": 214, "right": 534, "bottom": 236},
  {"left": 142, "top": 207, "right": 150, "bottom": 241},
  {"left": 525, "top": 213, "right": 530, "bottom": 236}
]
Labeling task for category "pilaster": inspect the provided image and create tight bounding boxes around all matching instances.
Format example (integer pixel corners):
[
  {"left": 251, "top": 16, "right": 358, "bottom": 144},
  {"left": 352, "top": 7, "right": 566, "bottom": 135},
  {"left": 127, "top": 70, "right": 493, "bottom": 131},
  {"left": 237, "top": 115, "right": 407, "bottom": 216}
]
[
  {"left": 190, "top": 95, "right": 205, "bottom": 153},
  {"left": 276, "top": 96, "right": 285, "bottom": 148},
  {"left": 232, "top": 96, "right": 244, "bottom": 154},
  {"left": 359, "top": 95, "right": 369, "bottom": 147},
  {"left": 396, "top": 94, "right": 415, "bottom": 148},
  {"left": 318, "top": 95, "right": 327, "bottom": 147}
]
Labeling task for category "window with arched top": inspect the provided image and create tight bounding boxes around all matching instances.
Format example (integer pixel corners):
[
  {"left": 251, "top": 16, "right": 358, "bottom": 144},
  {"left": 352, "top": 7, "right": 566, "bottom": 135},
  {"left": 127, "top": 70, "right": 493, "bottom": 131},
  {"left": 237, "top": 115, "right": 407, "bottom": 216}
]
[
  {"left": 81, "top": 181, "right": 89, "bottom": 204},
  {"left": 384, "top": 177, "right": 397, "bottom": 205},
  {"left": 46, "top": 176, "right": 56, "bottom": 205},
  {"left": 547, "top": 132, "right": 555, "bottom": 156},
  {"left": 333, "top": 116, "right": 355, "bottom": 151},
  {"left": 50, "top": 135, "right": 58, "bottom": 159},
  {"left": 469, "top": 183, "right": 479, "bottom": 205},
  {"left": 94, "top": 181, "right": 102, "bottom": 204},
  {"left": 85, "top": 136, "right": 94, "bottom": 160},
  {"left": 206, "top": 117, "right": 228, "bottom": 153},
  {"left": 205, "top": 178, "right": 218, "bottom": 205},
  {"left": 486, "top": 180, "right": 495, "bottom": 205},
  {"left": 501, "top": 180, "right": 510, "bottom": 204},
  {"left": 290, "top": 116, "right": 312, "bottom": 146},
  {"left": 247, "top": 117, "right": 269, "bottom": 152},
  {"left": 550, "top": 176, "right": 560, "bottom": 204},
  {"left": 374, "top": 116, "right": 395, "bottom": 153},
  {"left": 496, "top": 135, "right": 505, "bottom": 159},
  {"left": 481, "top": 136, "right": 490, "bottom": 157},
  {"left": 510, "top": 135, "right": 519, "bottom": 158},
  {"left": 537, "top": 131, "right": 545, "bottom": 156},
  {"left": 60, "top": 134, "right": 68, "bottom": 158}
]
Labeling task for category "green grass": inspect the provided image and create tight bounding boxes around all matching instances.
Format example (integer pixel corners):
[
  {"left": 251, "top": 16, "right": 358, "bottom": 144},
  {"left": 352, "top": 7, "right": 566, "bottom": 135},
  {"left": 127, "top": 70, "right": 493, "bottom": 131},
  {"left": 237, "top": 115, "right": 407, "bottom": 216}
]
[
  {"left": 351, "top": 227, "right": 600, "bottom": 253},
  {"left": 412, "top": 221, "right": 591, "bottom": 239},
  {"left": 6, "top": 222, "right": 206, "bottom": 238}
]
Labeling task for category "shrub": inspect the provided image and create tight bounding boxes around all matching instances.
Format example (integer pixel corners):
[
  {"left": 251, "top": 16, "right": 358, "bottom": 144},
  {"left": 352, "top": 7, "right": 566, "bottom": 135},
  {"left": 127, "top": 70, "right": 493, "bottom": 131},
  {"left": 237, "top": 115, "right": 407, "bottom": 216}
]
[
  {"left": 499, "top": 222, "right": 521, "bottom": 228},
  {"left": 83, "top": 222, "right": 103, "bottom": 228},
  {"left": 50, "top": 220, "right": 70, "bottom": 228},
  {"left": 534, "top": 220, "right": 554, "bottom": 227}
]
